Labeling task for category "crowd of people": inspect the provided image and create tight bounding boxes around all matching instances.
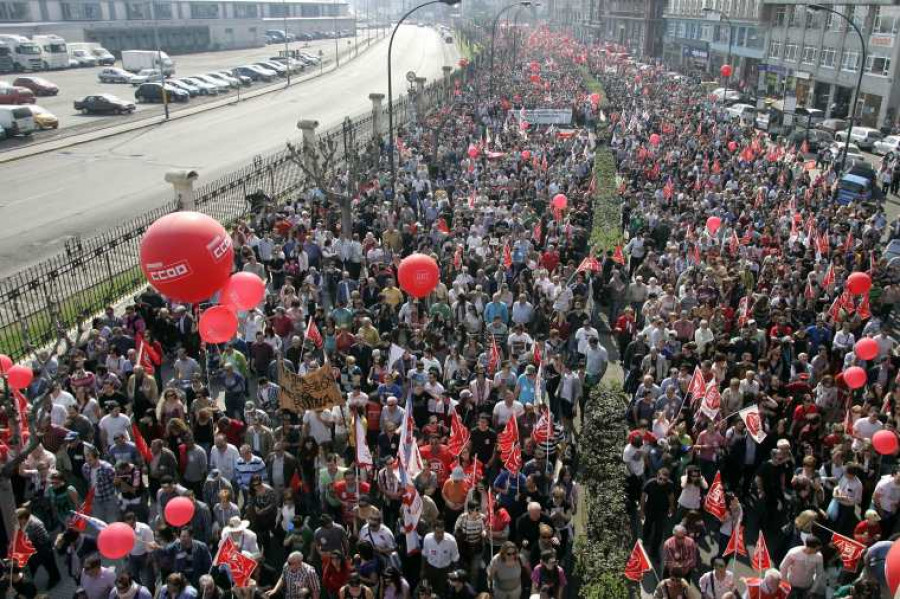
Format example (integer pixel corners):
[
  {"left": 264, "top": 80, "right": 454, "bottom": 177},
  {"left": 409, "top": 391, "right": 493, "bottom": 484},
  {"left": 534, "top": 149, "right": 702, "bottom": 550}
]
[
  {"left": 0, "top": 27, "right": 610, "bottom": 599},
  {"left": 602, "top": 50, "right": 900, "bottom": 598}
]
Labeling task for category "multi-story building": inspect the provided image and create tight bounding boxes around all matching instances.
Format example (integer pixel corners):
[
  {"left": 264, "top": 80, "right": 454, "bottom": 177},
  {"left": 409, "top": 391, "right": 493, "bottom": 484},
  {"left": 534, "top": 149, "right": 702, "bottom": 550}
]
[
  {"left": 662, "top": 0, "right": 766, "bottom": 85},
  {"left": 0, "top": 0, "right": 353, "bottom": 53},
  {"left": 592, "top": 0, "right": 667, "bottom": 58},
  {"left": 760, "top": 1, "right": 900, "bottom": 129}
]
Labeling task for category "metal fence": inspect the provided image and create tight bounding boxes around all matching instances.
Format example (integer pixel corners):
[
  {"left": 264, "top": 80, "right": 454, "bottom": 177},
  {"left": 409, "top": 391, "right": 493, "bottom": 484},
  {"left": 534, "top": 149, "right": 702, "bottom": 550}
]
[{"left": 0, "top": 65, "right": 472, "bottom": 361}]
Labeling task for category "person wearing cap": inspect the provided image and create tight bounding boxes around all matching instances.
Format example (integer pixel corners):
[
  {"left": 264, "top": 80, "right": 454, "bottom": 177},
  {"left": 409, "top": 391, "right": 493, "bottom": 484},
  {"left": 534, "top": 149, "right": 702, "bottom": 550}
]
[
  {"left": 219, "top": 515, "right": 261, "bottom": 560},
  {"left": 445, "top": 569, "right": 477, "bottom": 599}
]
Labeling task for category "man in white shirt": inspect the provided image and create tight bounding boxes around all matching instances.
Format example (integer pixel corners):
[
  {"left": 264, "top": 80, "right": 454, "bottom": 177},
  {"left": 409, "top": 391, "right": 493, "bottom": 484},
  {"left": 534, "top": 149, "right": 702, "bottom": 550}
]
[
  {"left": 492, "top": 392, "right": 524, "bottom": 430},
  {"left": 98, "top": 402, "right": 131, "bottom": 449},
  {"left": 779, "top": 536, "right": 825, "bottom": 595},
  {"left": 852, "top": 407, "right": 884, "bottom": 452},
  {"left": 698, "top": 558, "right": 735, "bottom": 599},
  {"left": 208, "top": 435, "right": 241, "bottom": 483},
  {"left": 874, "top": 469, "right": 900, "bottom": 532},
  {"left": 574, "top": 319, "right": 599, "bottom": 355},
  {"left": 49, "top": 382, "right": 76, "bottom": 411},
  {"left": 421, "top": 520, "right": 459, "bottom": 597},
  {"left": 124, "top": 511, "right": 156, "bottom": 588},
  {"left": 359, "top": 513, "right": 396, "bottom": 557}
]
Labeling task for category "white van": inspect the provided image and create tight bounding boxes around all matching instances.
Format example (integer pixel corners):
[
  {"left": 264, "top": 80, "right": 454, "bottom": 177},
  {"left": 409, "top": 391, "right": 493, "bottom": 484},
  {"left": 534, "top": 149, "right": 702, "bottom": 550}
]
[
  {"left": 0, "top": 104, "right": 36, "bottom": 135},
  {"left": 727, "top": 103, "right": 756, "bottom": 124},
  {"left": 836, "top": 126, "right": 883, "bottom": 151}
]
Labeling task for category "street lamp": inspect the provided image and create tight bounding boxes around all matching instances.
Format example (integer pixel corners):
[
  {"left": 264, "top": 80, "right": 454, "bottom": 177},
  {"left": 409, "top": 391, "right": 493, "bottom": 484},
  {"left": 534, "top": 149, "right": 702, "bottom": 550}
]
[
  {"left": 511, "top": 2, "right": 540, "bottom": 75},
  {"left": 807, "top": 3, "right": 866, "bottom": 173},
  {"left": 702, "top": 7, "right": 734, "bottom": 103},
  {"left": 149, "top": 0, "right": 169, "bottom": 120},
  {"left": 283, "top": 0, "right": 291, "bottom": 87},
  {"left": 490, "top": 1, "right": 532, "bottom": 97},
  {"left": 386, "top": 0, "right": 461, "bottom": 192}
]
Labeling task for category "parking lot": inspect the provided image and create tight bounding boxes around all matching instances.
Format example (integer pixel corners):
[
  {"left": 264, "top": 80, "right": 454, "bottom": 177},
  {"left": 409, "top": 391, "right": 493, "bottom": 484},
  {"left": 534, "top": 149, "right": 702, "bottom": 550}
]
[{"left": 0, "top": 31, "right": 383, "bottom": 145}]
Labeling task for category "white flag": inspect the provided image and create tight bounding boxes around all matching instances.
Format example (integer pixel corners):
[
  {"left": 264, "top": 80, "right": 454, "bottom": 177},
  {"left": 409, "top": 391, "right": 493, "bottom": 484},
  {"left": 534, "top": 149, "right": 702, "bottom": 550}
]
[
  {"left": 388, "top": 344, "right": 406, "bottom": 371},
  {"left": 739, "top": 404, "right": 767, "bottom": 443},
  {"left": 355, "top": 414, "right": 373, "bottom": 467}
]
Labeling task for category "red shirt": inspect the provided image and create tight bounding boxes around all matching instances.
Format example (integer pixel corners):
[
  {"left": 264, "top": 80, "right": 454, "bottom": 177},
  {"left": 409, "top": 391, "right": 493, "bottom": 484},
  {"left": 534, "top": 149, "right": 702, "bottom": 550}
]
[
  {"left": 419, "top": 444, "right": 454, "bottom": 485},
  {"left": 332, "top": 480, "right": 371, "bottom": 508},
  {"left": 365, "top": 402, "right": 382, "bottom": 433},
  {"left": 792, "top": 404, "right": 818, "bottom": 423},
  {"left": 272, "top": 314, "right": 293, "bottom": 337},
  {"left": 540, "top": 251, "right": 560, "bottom": 273},
  {"left": 219, "top": 420, "right": 245, "bottom": 447}
]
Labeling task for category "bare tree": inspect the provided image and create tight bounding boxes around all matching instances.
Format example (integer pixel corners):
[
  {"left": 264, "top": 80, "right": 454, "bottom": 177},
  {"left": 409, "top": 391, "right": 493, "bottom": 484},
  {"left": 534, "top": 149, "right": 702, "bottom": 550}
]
[{"left": 286, "top": 121, "right": 359, "bottom": 239}]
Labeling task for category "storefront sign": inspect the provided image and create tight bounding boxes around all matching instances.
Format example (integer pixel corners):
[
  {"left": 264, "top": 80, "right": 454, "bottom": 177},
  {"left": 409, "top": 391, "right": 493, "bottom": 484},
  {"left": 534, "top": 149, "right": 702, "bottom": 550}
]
[{"left": 870, "top": 35, "right": 894, "bottom": 48}]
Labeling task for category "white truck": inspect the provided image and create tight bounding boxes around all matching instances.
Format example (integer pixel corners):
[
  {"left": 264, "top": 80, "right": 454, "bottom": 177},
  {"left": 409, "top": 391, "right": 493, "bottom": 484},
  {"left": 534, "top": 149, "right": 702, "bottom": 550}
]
[
  {"left": 121, "top": 50, "right": 175, "bottom": 75},
  {"left": 31, "top": 35, "right": 68, "bottom": 69},
  {"left": 0, "top": 35, "right": 43, "bottom": 72},
  {"left": 68, "top": 42, "right": 115, "bottom": 66}
]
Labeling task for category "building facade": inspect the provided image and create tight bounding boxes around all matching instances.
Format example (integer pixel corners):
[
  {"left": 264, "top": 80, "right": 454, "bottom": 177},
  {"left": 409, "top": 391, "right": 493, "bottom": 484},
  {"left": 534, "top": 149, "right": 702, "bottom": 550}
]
[
  {"left": 662, "top": 0, "right": 766, "bottom": 86},
  {"left": 759, "top": 0, "right": 900, "bottom": 128},
  {"left": 0, "top": 0, "right": 353, "bottom": 53}
]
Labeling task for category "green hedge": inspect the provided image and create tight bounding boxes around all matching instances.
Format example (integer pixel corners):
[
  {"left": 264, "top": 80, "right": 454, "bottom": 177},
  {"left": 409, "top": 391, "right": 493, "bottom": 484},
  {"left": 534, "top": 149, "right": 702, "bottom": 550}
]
[{"left": 575, "top": 383, "right": 632, "bottom": 597}]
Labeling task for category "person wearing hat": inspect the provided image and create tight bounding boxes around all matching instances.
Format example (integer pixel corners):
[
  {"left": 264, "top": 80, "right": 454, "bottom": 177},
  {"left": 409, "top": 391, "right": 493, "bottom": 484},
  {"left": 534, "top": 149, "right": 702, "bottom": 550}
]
[
  {"left": 445, "top": 569, "right": 477, "bottom": 599},
  {"left": 219, "top": 515, "right": 261, "bottom": 560}
]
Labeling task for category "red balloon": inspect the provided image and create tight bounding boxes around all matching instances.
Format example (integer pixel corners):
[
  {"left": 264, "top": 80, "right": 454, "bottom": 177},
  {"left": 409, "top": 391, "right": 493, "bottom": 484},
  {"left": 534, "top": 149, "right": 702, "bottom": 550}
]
[
  {"left": 706, "top": 216, "right": 722, "bottom": 235},
  {"left": 220, "top": 272, "right": 266, "bottom": 311},
  {"left": 521, "top": 150, "right": 531, "bottom": 160},
  {"left": 199, "top": 306, "right": 238, "bottom": 344},
  {"left": 97, "top": 522, "right": 135, "bottom": 559},
  {"left": 589, "top": 92, "right": 601, "bottom": 104},
  {"left": 720, "top": 64, "right": 733, "bottom": 78},
  {"left": 164, "top": 496, "right": 196, "bottom": 527},
  {"left": 6, "top": 365, "right": 32, "bottom": 390},
  {"left": 140, "top": 212, "right": 234, "bottom": 304},
  {"left": 0, "top": 354, "right": 12, "bottom": 375},
  {"left": 886, "top": 541, "right": 900, "bottom": 594},
  {"left": 397, "top": 253, "right": 440, "bottom": 299},
  {"left": 855, "top": 337, "right": 879, "bottom": 361},
  {"left": 873, "top": 430, "right": 899, "bottom": 456},
  {"left": 847, "top": 271, "right": 872, "bottom": 295},
  {"left": 467, "top": 145, "right": 479, "bottom": 159},
  {"left": 843, "top": 365, "right": 867, "bottom": 390},
  {"left": 530, "top": 74, "right": 541, "bottom": 83},
  {"left": 728, "top": 141, "right": 738, "bottom": 152},
  {"left": 649, "top": 133, "right": 661, "bottom": 146},
  {"left": 551, "top": 194, "right": 568, "bottom": 210}
]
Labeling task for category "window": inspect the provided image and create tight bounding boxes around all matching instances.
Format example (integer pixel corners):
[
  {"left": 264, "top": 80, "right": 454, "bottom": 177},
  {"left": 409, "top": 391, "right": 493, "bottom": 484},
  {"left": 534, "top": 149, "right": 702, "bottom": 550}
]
[
  {"left": 153, "top": 2, "right": 172, "bottom": 18},
  {"left": 125, "top": 2, "right": 149, "bottom": 19},
  {"left": 820, "top": 46, "right": 836, "bottom": 68},
  {"left": 873, "top": 7, "right": 900, "bottom": 34},
  {"left": 802, "top": 45, "right": 817, "bottom": 65},
  {"left": 788, "top": 6, "right": 800, "bottom": 26},
  {"left": 190, "top": 2, "right": 219, "bottom": 18},
  {"left": 268, "top": 3, "right": 287, "bottom": 17},
  {"left": 851, "top": 5, "right": 866, "bottom": 29},
  {"left": 61, "top": 2, "right": 102, "bottom": 19},
  {"left": 826, "top": 6, "right": 842, "bottom": 30},
  {"left": 0, "top": 2, "right": 29, "bottom": 20},
  {"left": 769, "top": 40, "right": 782, "bottom": 58},
  {"left": 774, "top": 5, "right": 786, "bottom": 26},
  {"left": 866, "top": 55, "right": 891, "bottom": 76},
  {"left": 841, "top": 50, "right": 860, "bottom": 71},
  {"left": 234, "top": 2, "right": 257, "bottom": 17},
  {"left": 784, "top": 43, "right": 798, "bottom": 61}
]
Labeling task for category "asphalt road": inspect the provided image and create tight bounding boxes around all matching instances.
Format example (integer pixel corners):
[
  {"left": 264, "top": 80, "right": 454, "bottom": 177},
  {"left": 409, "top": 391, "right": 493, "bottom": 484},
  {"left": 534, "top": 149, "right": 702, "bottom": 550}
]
[
  {"left": 0, "top": 25, "right": 458, "bottom": 275},
  {"left": 0, "top": 33, "right": 379, "bottom": 139}
]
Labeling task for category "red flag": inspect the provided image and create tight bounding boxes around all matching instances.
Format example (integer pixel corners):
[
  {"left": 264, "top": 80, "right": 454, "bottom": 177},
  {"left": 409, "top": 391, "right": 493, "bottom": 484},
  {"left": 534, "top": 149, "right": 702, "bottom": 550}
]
[
  {"left": 831, "top": 531, "right": 866, "bottom": 571},
  {"left": 135, "top": 333, "right": 159, "bottom": 375},
  {"left": 843, "top": 231, "right": 854, "bottom": 252},
  {"left": 699, "top": 381, "right": 722, "bottom": 419},
  {"left": 497, "top": 414, "right": 521, "bottom": 473},
  {"left": 532, "top": 341, "right": 542, "bottom": 367},
  {"left": 464, "top": 455, "right": 484, "bottom": 490},
  {"left": 723, "top": 521, "right": 747, "bottom": 557},
  {"left": 804, "top": 280, "right": 816, "bottom": 301},
  {"left": 131, "top": 422, "right": 152, "bottom": 464},
  {"left": 712, "top": 159, "right": 721, "bottom": 174},
  {"left": 663, "top": 180, "right": 674, "bottom": 199},
  {"left": 502, "top": 243, "right": 513, "bottom": 269},
  {"left": 305, "top": 317, "right": 323, "bottom": 348},
  {"left": 736, "top": 295, "right": 751, "bottom": 329},
  {"left": 624, "top": 540, "right": 653, "bottom": 581},
  {"left": 213, "top": 536, "right": 258, "bottom": 587},
  {"left": 822, "top": 264, "right": 835, "bottom": 289},
  {"left": 686, "top": 366, "right": 706, "bottom": 400},
  {"left": 532, "top": 221, "right": 542, "bottom": 245},
  {"left": 446, "top": 407, "right": 470, "bottom": 457},
  {"left": 576, "top": 255, "right": 601, "bottom": 273},
  {"left": 857, "top": 293, "right": 872, "bottom": 320},
  {"left": 71, "top": 488, "right": 95, "bottom": 532},
  {"left": 742, "top": 577, "right": 792, "bottom": 597},
  {"left": 612, "top": 245, "right": 625, "bottom": 265},
  {"left": 453, "top": 245, "right": 463, "bottom": 271},
  {"left": 739, "top": 405, "right": 767, "bottom": 443},
  {"left": 729, "top": 230, "right": 740, "bottom": 255},
  {"left": 290, "top": 471, "right": 303, "bottom": 494},
  {"left": 829, "top": 295, "right": 844, "bottom": 322},
  {"left": 8, "top": 529, "right": 35, "bottom": 568},
  {"left": 435, "top": 218, "right": 450, "bottom": 234},
  {"left": 503, "top": 444, "right": 522, "bottom": 474},
  {"left": 487, "top": 336, "right": 501, "bottom": 376},
  {"left": 817, "top": 232, "right": 830, "bottom": 256},
  {"left": 751, "top": 532, "right": 772, "bottom": 571},
  {"left": 532, "top": 405, "right": 554, "bottom": 446},
  {"left": 703, "top": 471, "right": 727, "bottom": 521},
  {"left": 12, "top": 389, "right": 29, "bottom": 444}
]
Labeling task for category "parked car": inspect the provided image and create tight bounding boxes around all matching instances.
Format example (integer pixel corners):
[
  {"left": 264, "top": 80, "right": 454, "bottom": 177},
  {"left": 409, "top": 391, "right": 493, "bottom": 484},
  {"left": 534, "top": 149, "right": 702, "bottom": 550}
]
[
  {"left": 817, "top": 118, "right": 849, "bottom": 134},
  {"left": 837, "top": 173, "right": 874, "bottom": 205},
  {"left": 130, "top": 68, "right": 163, "bottom": 85},
  {"left": 726, "top": 103, "right": 756, "bottom": 123},
  {"left": 69, "top": 48, "right": 98, "bottom": 67},
  {"left": 297, "top": 51, "right": 321, "bottom": 65},
  {"left": 255, "top": 61, "right": 287, "bottom": 76},
  {"left": 167, "top": 79, "right": 200, "bottom": 97},
  {"left": 22, "top": 104, "right": 58, "bottom": 129},
  {"left": 98, "top": 68, "right": 134, "bottom": 84},
  {"left": 205, "top": 72, "right": 239, "bottom": 89},
  {"left": 836, "top": 126, "right": 884, "bottom": 151},
  {"left": 873, "top": 135, "right": 900, "bottom": 156},
  {"left": 213, "top": 70, "right": 249, "bottom": 87},
  {"left": 181, "top": 76, "right": 220, "bottom": 95},
  {"left": 0, "top": 83, "right": 35, "bottom": 104},
  {"left": 0, "top": 105, "right": 35, "bottom": 136},
  {"left": 187, "top": 75, "right": 228, "bottom": 94},
  {"left": 232, "top": 65, "right": 276, "bottom": 82},
  {"left": 134, "top": 82, "right": 189, "bottom": 103},
  {"left": 793, "top": 107, "right": 825, "bottom": 128},
  {"left": 74, "top": 93, "right": 136, "bottom": 114},
  {"left": 789, "top": 129, "right": 834, "bottom": 152},
  {"left": 270, "top": 57, "right": 304, "bottom": 73},
  {"left": 710, "top": 87, "right": 743, "bottom": 103},
  {"left": 12, "top": 76, "right": 58, "bottom": 96}
]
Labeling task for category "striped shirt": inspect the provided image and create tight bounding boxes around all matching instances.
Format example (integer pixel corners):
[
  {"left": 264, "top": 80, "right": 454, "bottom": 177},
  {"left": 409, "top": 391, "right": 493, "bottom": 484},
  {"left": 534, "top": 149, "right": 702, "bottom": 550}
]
[
  {"left": 453, "top": 512, "right": 485, "bottom": 546},
  {"left": 282, "top": 562, "right": 320, "bottom": 599},
  {"left": 82, "top": 460, "right": 117, "bottom": 502}
]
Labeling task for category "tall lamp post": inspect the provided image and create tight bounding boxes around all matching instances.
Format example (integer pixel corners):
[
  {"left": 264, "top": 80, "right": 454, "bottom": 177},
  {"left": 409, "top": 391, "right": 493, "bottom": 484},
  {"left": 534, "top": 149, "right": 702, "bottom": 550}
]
[
  {"left": 149, "top": 0, "right": 169, "bottom": 120},
  {"left": 702, "top": 7, "right": 734, "bottom": 102},
  {"left": 489, "top": 1, "right": 531, "bottom": 97},
  {"left": 283, "top": 0, "right": 291, "bottom": 86},
  {"left": 807, "top": 3, "right": 866, "bottom": 173},
  {"left": 386, "top": 0, "right": 461, "bottom": 192},
  {"left": 510, "top": 2, "right": 540, "bottom": 74}
]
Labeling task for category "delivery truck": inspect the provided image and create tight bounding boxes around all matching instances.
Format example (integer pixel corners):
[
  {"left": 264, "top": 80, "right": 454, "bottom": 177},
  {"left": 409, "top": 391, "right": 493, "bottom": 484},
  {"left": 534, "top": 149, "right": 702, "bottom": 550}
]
[
  {"left": 121, "top": 50, "right": 175, "bottom": 75},
  {"left": 32, "top": 35, "right": 68, "bottom": 69},
  {"left": 0, "top": 35, "right": 44, "bottom": 72}
]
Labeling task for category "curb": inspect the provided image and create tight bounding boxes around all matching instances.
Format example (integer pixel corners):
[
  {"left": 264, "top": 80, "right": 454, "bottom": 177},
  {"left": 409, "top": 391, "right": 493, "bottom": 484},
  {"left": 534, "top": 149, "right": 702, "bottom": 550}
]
[{"left": 0, "top": 35, "right": 387, "bottom": 165}]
